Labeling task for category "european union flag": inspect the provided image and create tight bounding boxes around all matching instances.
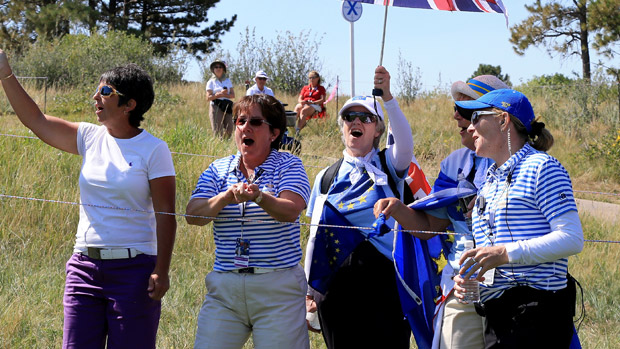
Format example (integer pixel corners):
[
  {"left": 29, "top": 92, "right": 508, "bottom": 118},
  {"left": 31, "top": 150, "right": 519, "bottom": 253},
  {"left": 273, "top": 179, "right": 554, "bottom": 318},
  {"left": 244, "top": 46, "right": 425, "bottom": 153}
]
[
  {"left": 394, "top": 225, "right": 451, "bottom": 348},
  {"left": 308, "top": 200, "right": 365, "bottom": 295}
]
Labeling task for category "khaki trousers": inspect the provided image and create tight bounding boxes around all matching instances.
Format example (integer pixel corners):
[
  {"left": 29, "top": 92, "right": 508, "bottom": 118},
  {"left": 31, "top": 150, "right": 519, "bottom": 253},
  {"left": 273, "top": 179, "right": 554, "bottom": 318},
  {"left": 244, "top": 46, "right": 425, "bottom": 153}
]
[
  {"left": 440, "top": 293, "right": 485, "bottom": 349},
  {"left": 194, "top": 265, "right": 309, "bottom": 349}
]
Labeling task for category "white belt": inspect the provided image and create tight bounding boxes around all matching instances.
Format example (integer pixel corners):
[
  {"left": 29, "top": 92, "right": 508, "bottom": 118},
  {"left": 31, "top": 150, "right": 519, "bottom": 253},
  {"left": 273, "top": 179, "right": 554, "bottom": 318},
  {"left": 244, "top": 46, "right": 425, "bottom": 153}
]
[{"left": 79, "top": 247, "right": 143, "bottom": 260}]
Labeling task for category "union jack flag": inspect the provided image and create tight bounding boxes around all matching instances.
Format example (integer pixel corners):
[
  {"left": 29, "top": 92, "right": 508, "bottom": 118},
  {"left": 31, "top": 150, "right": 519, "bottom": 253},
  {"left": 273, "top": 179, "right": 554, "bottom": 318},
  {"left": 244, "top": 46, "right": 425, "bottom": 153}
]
[{"left": 351, "top": 0, "right": 506, "bottom": 14}]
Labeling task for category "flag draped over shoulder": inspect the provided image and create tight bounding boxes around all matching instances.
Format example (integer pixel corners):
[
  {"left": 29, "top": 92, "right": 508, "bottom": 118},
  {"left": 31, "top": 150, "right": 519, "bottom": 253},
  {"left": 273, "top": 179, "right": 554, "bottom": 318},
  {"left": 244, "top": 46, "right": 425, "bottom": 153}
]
[
  {"left": 308, "top": 200, "right": 366, "bottom": 294},
  {"left": 351, "top": 0, "right": 506, "bottom": 14}
]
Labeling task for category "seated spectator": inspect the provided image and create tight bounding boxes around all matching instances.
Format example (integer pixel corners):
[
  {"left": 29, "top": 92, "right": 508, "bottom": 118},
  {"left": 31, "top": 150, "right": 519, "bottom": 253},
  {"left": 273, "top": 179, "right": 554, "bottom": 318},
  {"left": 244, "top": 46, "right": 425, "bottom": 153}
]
[{"left": 294, "top": 70, "right": 326, "bottom": 135}]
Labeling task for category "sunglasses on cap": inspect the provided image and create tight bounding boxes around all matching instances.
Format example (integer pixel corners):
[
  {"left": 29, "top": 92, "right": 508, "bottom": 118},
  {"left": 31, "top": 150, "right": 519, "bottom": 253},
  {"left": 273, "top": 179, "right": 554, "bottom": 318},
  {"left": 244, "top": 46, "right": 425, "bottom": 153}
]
[
  {"left": 454, "top": 105, "right": 473, "bottom": 120},
  {"left": 233, "top": 117, "right": 272, "bottom": 127},
  {"left": 94, "top": 85, "right": 125, "bottom": 98},
  {"left": 341, "top": 111, "right": 377, "bottom": 124},
  {"left": 471, "top": 111, "right": 500, "bottom": 125}
]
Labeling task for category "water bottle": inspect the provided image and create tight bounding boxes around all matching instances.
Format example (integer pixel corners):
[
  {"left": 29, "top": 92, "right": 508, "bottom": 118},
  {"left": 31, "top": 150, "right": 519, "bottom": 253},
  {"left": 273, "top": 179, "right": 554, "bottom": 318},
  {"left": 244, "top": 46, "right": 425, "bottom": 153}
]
[
  {"left": 459, "top": 240, "right": 480, "bottom": 304},
  {"left": 457, "top": 173, "right": 477, "bottom": 230}
]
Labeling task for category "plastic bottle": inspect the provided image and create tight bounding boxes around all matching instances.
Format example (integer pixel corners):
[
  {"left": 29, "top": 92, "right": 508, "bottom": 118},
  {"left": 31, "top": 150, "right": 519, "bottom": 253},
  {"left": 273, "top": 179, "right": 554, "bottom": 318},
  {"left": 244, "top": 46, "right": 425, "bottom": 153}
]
[
  {"left": 457, "top": 173, "right": 477, "bottom": 230},
  {"left": 459, "top": 240, "right": 480, "bottom": 304}
]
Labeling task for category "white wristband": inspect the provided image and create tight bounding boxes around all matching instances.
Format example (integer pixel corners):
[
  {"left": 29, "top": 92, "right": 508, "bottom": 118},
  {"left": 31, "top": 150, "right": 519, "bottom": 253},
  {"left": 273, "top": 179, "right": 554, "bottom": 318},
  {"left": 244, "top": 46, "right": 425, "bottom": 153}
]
[{"left": 254, "top": 191, "right": 263, "bottom": 204}]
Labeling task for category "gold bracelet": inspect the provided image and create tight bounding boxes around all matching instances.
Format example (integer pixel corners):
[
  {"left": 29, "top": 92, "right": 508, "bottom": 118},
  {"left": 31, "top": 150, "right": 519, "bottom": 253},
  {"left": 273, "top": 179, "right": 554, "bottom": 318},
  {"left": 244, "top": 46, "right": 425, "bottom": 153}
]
[{"left": 0, "top": 72, "right": 14, "bottom": 80}]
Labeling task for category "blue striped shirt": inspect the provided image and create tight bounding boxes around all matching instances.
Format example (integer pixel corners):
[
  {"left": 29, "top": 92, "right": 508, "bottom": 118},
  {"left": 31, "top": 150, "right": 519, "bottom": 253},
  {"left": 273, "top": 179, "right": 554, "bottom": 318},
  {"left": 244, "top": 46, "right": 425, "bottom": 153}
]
[
  {"left": 473, "top": 143, "right": 577, "bottom": 301},
  {"left": 191, "top": 149, "right": 310, "bottom": 271}
]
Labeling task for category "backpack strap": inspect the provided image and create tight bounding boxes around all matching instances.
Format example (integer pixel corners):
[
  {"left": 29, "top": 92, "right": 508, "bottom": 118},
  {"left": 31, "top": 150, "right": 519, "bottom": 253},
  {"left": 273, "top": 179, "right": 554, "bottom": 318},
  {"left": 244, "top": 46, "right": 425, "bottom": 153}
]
[
  {"left": 378, "top": 149, "right": 400, "bottom": 200},
  {"left": 320, "top": 158, "right": 344, "bottom": 195}
]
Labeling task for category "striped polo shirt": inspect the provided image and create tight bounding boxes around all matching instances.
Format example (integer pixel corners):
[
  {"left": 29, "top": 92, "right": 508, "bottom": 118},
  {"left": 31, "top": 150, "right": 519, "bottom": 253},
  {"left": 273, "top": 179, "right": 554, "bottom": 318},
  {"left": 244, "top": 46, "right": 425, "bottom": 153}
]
[
  {"left": 472, "top": 143, "right": 577, "bottom": 302},
  {"left": 191, "top": 149, "right": 310, "bottom": 271}
]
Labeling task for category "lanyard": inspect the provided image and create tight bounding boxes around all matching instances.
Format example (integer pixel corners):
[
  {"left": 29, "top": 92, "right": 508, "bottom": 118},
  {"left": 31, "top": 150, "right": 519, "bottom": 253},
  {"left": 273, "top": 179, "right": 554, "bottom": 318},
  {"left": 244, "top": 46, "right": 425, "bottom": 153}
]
[{"left": 237, "top": 169, "right": 264, "bottom": 239}]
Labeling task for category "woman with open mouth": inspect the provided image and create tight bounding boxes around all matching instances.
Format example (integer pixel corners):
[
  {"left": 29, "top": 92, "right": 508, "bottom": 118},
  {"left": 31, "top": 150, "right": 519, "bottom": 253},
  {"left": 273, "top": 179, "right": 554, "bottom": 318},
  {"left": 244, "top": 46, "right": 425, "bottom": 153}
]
[
  {"left": 0, "top": 49, "right": 176, "bottom": 348},
  {"left": 186, "top": 94, "right": 311, "bottom": 348},
  {"left": 304, "top": 66, "right": 414, "bottom": 348}
]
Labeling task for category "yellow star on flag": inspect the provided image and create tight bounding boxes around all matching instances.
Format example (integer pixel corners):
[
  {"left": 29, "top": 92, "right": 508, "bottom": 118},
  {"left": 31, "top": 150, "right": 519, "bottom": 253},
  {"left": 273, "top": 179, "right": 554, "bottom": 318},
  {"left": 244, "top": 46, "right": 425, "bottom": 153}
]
[
  {"left": 338, "top": 202, "right": 344, "bottom": 209},
  {"left": 432, "top": 251, "right": 448, "bottom": 275},
  {"left": 347, "top": 202, "right": 355, "bottom": 210},
  {"left": 359, "top": 195, "right": 367, "bottom": 204}
]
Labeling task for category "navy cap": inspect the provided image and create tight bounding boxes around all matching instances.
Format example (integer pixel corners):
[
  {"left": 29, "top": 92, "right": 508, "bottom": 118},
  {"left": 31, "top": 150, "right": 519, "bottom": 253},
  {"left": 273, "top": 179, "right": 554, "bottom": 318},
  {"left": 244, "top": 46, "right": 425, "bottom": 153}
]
[{"left": 454, "top": 89, "right": 535, "bottom": 133}]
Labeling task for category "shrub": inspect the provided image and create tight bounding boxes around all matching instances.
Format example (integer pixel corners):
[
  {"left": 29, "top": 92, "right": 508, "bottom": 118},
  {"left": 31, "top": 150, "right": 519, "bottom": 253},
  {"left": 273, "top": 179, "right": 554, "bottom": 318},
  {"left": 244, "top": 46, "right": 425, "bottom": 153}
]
[
  {"left": 12, "top": 31, "right": 185, "bottom": 87},
  {"left": 396, "top": 50, "right": 422, "bottom": 106}
]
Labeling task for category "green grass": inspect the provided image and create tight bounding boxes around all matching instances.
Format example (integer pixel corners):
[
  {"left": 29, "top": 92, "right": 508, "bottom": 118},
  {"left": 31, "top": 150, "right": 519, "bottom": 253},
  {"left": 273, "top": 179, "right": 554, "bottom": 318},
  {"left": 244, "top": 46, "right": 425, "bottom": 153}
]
[{"left": 0, "top": 82, "right": 619, "bottom": 348}]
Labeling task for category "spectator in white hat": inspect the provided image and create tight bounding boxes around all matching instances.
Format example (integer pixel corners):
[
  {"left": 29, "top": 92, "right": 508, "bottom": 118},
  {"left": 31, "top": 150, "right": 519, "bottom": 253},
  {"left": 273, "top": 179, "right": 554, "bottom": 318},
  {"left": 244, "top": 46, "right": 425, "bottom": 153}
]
[
  {"left": 304, "top": 66, "right": 414, "bottom": 348},
  {"left": 246, "top": 70, "right": 275, "bottom": 97}
]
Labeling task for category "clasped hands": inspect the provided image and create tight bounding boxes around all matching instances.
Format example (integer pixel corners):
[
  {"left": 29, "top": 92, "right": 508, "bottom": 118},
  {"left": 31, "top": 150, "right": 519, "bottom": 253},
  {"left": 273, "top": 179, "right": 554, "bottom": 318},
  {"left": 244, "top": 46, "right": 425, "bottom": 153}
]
[{"left": 227, "top": 182, "right": 260, "bottom": 204}]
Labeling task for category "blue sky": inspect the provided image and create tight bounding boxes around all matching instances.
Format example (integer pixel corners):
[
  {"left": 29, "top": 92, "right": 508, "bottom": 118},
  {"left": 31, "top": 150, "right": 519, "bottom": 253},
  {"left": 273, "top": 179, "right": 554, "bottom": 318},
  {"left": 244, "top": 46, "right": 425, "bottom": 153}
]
[{"left": 184, "top": 0, "right": 605, "bottom": 95}]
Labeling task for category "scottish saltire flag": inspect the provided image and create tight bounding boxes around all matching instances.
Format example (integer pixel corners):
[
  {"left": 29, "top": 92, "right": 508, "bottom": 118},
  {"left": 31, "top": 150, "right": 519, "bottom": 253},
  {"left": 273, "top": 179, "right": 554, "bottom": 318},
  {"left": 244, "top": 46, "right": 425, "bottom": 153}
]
[{"left": 308, "top": 200, "right": 365, "bottom": 294}]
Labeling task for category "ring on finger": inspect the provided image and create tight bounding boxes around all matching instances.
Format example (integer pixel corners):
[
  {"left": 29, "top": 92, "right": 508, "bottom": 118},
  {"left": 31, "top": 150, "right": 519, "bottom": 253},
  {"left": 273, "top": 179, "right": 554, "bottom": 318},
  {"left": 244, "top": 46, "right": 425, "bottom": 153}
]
[
  {"left": 471, "top": 257, "right": 479, "bottom": 264},
  {"left": 377, "top": 79, "right": 383, "bottom": 84}
]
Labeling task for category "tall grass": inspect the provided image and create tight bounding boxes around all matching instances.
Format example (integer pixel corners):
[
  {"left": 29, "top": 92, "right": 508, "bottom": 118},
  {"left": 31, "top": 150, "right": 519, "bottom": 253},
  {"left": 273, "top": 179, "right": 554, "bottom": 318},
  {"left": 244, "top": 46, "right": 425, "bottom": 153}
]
[{"left": 0, "top": 82, "right": 618, "bottom": 348}]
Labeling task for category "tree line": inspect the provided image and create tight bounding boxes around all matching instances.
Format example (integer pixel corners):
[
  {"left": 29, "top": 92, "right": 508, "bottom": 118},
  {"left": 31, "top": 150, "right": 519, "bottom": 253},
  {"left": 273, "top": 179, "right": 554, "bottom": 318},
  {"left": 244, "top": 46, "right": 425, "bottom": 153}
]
[{"left": 0, "top": 0, "right": 236, "bottom": 58}]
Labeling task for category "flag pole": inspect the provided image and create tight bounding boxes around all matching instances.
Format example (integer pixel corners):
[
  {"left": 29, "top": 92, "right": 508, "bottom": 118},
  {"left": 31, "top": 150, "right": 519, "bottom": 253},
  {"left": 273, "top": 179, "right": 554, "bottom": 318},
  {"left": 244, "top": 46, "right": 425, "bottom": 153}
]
[
  {"left": 378, "top": 3, "right": 389, "bottom": 66},
  {"left": 372, "top": 3, "right": 389, "bottom": 97}
]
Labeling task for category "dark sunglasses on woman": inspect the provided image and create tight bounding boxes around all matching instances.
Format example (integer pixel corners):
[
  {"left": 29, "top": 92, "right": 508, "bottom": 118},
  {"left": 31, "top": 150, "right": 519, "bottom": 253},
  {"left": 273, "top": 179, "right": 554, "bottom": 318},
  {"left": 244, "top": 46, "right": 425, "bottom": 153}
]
[{"left": 341, "top": 111, "right": 377, "bottom": 124}]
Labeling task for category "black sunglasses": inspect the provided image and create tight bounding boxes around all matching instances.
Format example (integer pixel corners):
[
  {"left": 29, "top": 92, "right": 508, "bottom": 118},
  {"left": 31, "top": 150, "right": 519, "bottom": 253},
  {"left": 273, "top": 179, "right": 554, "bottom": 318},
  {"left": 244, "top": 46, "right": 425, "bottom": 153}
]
[
  {"left": 454, "top": 105, "right": 473, "bottom": 120},
  {"left": 94, "top": 85, "right": 125, "bottom": 98},
  {"left": 341, "top": 111, "right": 377, "bottom": 124},
  {"left": 256, "top": 77, "right": 267, "bottom": 81},
  {"left": 233, "top": 117, "right": 272, "bottom": 127}
]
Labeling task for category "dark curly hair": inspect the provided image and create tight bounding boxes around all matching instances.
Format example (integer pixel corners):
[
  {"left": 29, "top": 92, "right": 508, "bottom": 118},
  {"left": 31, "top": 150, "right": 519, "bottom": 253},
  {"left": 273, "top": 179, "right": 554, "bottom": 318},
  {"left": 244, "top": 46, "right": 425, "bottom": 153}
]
[
  {"left": 233, "top": 94, "right": 286, "bottom": 149},
  {"left": 99, "top": 64, "right": 154, "bottom": 128}
]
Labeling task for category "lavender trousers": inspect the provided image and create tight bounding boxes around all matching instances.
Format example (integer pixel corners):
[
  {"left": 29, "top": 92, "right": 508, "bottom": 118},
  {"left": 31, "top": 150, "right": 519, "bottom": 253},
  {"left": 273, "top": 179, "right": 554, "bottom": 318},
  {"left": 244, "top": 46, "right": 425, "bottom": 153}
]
[{"left": 62, "top": 253, "right": 160, "bottom": 349}]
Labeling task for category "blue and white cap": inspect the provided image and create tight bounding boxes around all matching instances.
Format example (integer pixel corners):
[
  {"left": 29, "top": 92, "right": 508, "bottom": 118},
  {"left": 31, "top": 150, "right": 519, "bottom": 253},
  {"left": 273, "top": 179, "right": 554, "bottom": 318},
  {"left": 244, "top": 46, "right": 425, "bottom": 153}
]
[{"left": 455, "top": 89, "right": 535, "bottom": 133}]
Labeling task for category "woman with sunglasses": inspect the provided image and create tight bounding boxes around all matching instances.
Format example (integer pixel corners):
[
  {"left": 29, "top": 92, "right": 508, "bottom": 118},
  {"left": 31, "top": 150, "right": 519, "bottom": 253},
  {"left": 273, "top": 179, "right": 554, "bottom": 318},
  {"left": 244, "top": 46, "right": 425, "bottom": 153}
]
[
  {"left": 206, "top": 59, "right": 235, "bottom": 138},
  {"left": 304, "top": 66, "right": 414, "bottom": 348},
  {"left": 293, "top": 70, "right": 326, "bottom": 135},
  {"left": 374, "top": 75, "right": 508, "bottom": 349},
  {"left": 186, "top": 94, "right": 311, "bottom": 348},
  {"left": 453, "top": 89, "right": 583, "bottom": 348},
  {"left": 0, "top": 50, "right": 176, "bottom": 348}
]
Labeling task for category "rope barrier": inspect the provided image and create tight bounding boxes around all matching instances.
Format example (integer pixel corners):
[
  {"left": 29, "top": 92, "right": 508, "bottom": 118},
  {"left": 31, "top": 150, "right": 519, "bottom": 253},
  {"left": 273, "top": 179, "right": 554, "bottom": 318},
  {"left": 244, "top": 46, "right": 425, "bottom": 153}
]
[
  {"left": 0, "top": 132, "right": 333, "bottom": 169},
  {"left": 2, "top": 132, "right": 620, "bottom": 197},
  {"left": 1, "top": 193, "right": 618, "bottom": 244}
]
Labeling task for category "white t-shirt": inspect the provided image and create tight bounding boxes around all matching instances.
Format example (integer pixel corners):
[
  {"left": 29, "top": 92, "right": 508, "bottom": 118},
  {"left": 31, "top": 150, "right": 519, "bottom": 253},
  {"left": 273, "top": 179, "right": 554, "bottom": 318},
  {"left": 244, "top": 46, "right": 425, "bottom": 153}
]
[
  {"left": 74, "top": 123, "right": 176, "bottom": 255},
  {"left": 206, "top": 78, "right": 233, "bottom": 101},
  {"left": 245, "top": 84, "right": 274, "bottom": 97}
]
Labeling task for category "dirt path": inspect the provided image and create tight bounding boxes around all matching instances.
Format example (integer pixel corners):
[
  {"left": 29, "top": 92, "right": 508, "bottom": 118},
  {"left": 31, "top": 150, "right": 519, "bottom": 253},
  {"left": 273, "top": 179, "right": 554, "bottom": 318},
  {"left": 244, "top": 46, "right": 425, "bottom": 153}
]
[{"left": 576, "top": 199, "right": 620, "bottom": 225}]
